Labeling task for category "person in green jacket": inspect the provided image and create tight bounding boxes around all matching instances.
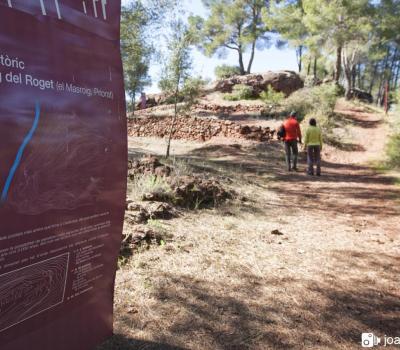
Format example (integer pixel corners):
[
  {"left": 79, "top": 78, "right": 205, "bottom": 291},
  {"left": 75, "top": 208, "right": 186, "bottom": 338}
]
[{"left": 304, "top": 118, "right": 323, "bottom": 176}]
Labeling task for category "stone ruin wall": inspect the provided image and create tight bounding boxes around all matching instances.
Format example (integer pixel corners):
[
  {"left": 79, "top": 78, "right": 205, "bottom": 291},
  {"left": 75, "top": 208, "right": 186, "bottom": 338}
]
[{"left": 128, "top": 116, "right": 275, "bottom": 142}]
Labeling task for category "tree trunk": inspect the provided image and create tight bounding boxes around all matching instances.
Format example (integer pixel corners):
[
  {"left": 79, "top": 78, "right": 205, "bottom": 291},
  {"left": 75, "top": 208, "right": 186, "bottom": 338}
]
[
  {"left": 307, "top": 59, "right": 311, "bottom": 76},
  {"left": 376, "top": 73, "right": 384, "bottom": 105},
  {"left": 389, "top": 47, "right": 398, "bottom": 89},
  {"left": 296, "top": 45, "right": 303, "bottom": 73},
  {"left": 368, "top": 63, "right": 378, "bottom": 94},
  {"left": 357, "top": 63, "right": 362, "bottom": 90},
  {"left": 166, "top": 88, "right": 179, "bottom": 159},
  {"left": 246, "top": 5, "right": 258, "bottom": 75},
  {"left": 131, "top": 94, "right": 136, "bottom": 117},
  {"left": 376, "top": 47, "right": 391, "bottom": 105},
  {"left": 246, "top": 40, "right": 256, "bottom": 74},
  {"left": 351, "top": 65, "right": 357, "bottom": 90},
  {"left": 344, "top": 71, "right": 352, "bottom": 100},
  {"left": 335, "top": 45, "right": 342, "bottom": 85},
  {"left": 394, "top": 61, "right": 400, "bottom": 90},
  {"left": 313, "top": 56, "right": 317, "bottom": 78},
  {"left": 238, "top": 48, "right": 245, "bottom": 75}
]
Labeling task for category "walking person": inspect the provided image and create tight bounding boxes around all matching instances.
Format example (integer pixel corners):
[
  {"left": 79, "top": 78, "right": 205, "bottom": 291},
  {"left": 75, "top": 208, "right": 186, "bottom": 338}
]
[
  {"left": 283, "top": 111, "right": 302, "bottom": 171},
  {"left": 140, "top": 92, "right": 147, "bottom": 110},
  {"left": 304, "top": 118, "right": 323, "bottom": 176}
]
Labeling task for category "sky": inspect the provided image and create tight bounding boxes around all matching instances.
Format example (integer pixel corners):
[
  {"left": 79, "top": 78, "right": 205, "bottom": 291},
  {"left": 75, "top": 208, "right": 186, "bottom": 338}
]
[{"left": 122, "top": 0, "right": 298, "bottom": 94}]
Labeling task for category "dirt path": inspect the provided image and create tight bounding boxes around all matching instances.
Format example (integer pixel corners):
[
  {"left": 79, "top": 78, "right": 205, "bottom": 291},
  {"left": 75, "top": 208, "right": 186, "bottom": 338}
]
[{"left": 100, "top": 103, "right": 399, "bottom": 350}]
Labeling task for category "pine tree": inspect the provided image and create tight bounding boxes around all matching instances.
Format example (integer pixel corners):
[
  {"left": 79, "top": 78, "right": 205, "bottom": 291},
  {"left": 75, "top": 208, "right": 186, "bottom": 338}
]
[
  {"left": 189, "top": 0, "right": 271, "bottom": 75},
  {"left": 159, "top": 20, "right": 194, "bottom": 158},
  {"left": 121, "top": 2, "right": 152, "bottom": 113},
  {"left": 265, "top": 0, "right": 308, "bottom": 73},
  {"left": 302, "top": 0, "right": 373, "bottom": 92}
]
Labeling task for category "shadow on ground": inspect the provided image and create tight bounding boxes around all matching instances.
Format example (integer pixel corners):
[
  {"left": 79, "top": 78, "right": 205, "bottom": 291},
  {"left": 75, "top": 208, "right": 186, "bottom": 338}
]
[
  {"left": 104, "top": 251, "right": 399, "bottom": 349},
  {"left": 128, "top": 139, "right": 400, "bottom": 219},
  {"left": 97, "top": 335, "right": 187, "bottom": 350}
]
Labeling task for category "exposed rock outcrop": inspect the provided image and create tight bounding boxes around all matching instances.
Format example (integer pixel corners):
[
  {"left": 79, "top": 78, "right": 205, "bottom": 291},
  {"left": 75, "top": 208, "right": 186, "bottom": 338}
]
[
  {"left": 349, "top": 89, "right": 373, "bottom": 104},
  {"left": 213, "top": 70, "right": 304, "bottom": 96}
]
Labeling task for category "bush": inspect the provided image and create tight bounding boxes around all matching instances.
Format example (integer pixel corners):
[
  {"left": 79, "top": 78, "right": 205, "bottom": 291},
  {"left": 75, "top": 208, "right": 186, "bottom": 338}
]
[
  {"left": 393, "top": 89, "right": 400, "bottom": 105},
  {"left": 304, "top": 75, "right": 320, "bottom": 88},
  {"left": 215, "top": 64, "right": 241, "bottom": 79},
  {"left": 161, "top": 77, "right": 205, "bottom": 107},
  {"left": 223, "top": 84, "right": 253, "bottom": 101},
  {"left": 181, "top": 77, "right": 205, "bottom": 104},
  {"left": 129, "top": 174, "right": 173, "bottom": 202},
  {"left": 283, "top": 83, "right": 339, "bottom": 122},
  {"left": 386, "top": 133, "right": 400, "bottom": 168},
  {"left": 260, "top": 86, "right": 285, "bottom": 106}
]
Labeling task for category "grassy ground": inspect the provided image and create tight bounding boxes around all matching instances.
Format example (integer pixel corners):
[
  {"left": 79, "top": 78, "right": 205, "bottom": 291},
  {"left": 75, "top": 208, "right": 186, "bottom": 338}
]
[{"left": 99, "top": 101, "right": 400, "bottom": 350}]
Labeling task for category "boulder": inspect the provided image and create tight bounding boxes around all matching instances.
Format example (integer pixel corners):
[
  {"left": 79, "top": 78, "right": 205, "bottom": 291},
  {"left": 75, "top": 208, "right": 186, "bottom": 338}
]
[
  {"left": 128, "top": 156, "right": 172, "bottom": 178},
  {"left": 135, "top": 93, "right": 184, "bottom": 110},
  {"left": 125, "top": 201, "right": 177, "bottom": 224},
  {"left": 349, "top": 89, "right": 373, "bottom": 104},
  {"left": 121, "top": 225, "right": 162, "bottom": 252},
  {"left": 214, "top": 70, "right": 304, "bottom": 96}
]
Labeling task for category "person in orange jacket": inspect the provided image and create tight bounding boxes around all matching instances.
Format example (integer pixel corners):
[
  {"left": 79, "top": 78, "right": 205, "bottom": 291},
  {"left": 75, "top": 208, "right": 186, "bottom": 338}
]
[{"left": 283, "top": 111, "right": 302, "bottom": 171}]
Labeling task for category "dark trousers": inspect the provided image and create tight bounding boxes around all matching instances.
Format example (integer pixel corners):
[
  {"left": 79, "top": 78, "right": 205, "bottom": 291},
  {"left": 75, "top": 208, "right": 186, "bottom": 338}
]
[
  {"left": 307, "top": 145, "right": 321, "bottom": 175},
  {"left": 284, "top": 140, "right": 298, "bottom": 170}
]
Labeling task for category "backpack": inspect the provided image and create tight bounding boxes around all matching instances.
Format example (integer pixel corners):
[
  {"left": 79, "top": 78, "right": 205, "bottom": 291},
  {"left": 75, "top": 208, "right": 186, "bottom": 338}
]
[{"left": 277, "top": 124, "right": 286, "bottom": 140}]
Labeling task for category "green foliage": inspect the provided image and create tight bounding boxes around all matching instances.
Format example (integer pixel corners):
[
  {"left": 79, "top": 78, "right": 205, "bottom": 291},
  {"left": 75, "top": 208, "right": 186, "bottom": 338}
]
[
  {"left": 121, "top": 2, "right": 152, "bottom": 112},
  {"left": 188, "top": 0, "right": 270, "bottom": 75},
  {"left": 158, "top": 19, "right": 194, "bottom": 158},
  {"left": 130, "top": 174, "right": 173, "bottom": 202},
  {"left": 260, "top": 86, "right": 285, "bottom": 106},
  {"left": 394, "top": 89, "right": 400, "bottom": 104},
  {"left": 283, "top": 84, "right": 339, "bottom": 124},
  {"left": 158, "top": 19, "right": 193, "bottom": 95},
  {"left": 214, "top": 65, "right": 241, "bottom": 79},
  {"left": 162, "top": 77, "right": 205, "bottom": 106},
  {"left": 223, "top": 84, "right": 254, "bottom": 101},
  {"left": 181, "top": 77, "right": 205, "bottom": 104},
  {"left": 303, "top": 0, "right": 373, "bottom": 48},
  {"left": 386, "top": 133, "right": 400, "bottom": 168},
  {"left": 265, "top": 0, "right": 308, "bottom": 72},
  {"left": 147, "top": 219, "right": 168, "bottom": 235},
  {"left": 121, "top": 0, "right": 182, "bottom": 113}
]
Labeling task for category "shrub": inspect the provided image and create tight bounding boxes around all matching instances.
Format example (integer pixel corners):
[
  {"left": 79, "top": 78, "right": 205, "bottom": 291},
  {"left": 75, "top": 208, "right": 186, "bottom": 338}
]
[
  {"left": 386, "top": 133, "right": 400, "bottom": 168},
  {"left": 223, "top": 84, "right": 253, "bottom": 101},
  {"left": 304, "top": 75, "right": 320, "bottom": 88},
  {"left": 393, "top": 89, "right": 400, "bottom": 105},
  {"left": 283, "top": 83, "right": 339, "bottom": 123},
  {"left": 260, "top": 86, "right": 285, "bottom": 106},
  {"left": 215, "top": 64, "right": 241, "bottom": 79},
  {"left": 129, "top": 174, "right": 173, "bottom": 202},
  {"left": 161, "top": 77, "right": 206, "bottom": 107}
]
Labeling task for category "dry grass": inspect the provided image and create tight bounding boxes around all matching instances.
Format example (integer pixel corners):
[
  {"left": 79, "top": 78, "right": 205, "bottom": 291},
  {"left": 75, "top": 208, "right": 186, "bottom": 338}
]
[
  {"left": 128, "top": 174, "right": 173, "bottom": 202},
  {"left": 99, "top": 102, "right": 400, "bottom": 350}
]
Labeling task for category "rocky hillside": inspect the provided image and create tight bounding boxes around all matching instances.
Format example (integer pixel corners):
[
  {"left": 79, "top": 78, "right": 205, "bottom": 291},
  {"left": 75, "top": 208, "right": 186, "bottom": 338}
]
[{"left": 136, "top": 70, "right": 303, "bottom": 110}]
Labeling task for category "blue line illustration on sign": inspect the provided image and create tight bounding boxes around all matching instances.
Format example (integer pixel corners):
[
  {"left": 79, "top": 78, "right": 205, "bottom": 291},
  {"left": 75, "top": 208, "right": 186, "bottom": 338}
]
[{"left": 1, "top": 101, "right": 41, "bottom": 203}]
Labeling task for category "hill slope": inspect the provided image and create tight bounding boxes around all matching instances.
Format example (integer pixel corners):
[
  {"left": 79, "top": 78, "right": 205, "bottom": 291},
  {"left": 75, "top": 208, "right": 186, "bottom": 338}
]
[{"left": 100, "top": 101, "right": 399, "bottom": 350}]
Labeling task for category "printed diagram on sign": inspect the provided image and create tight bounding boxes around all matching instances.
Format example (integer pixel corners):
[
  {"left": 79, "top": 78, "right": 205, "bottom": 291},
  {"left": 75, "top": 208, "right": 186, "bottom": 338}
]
[
  {"left": 0, "top": 102, "right": 110, "bottom": 215},
  {"left": 0, "top": 253, "right": 69, "bottom": 333},
  {"left": 1, "top": 101, "right": 41, "bottom": 205}
]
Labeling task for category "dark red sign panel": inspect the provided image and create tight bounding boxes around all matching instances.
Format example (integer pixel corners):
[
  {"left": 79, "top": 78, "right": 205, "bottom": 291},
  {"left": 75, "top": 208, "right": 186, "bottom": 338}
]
[{"left": 0, "top": 2, "right": 126, "bottom": 349}]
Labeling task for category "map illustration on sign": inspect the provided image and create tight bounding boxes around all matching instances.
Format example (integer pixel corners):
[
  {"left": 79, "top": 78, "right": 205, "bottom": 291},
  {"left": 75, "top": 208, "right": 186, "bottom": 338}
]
[
  {"left": 1, "top": 101, "right": 41, "bottom": 205},
  {"left": 0, "top": 253, "right": 69, "bottom": 333},
  {"left": 3, "top": 106, "right": 111, "bottom": 216}
]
